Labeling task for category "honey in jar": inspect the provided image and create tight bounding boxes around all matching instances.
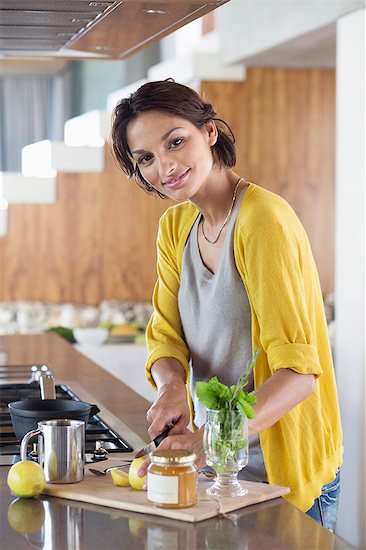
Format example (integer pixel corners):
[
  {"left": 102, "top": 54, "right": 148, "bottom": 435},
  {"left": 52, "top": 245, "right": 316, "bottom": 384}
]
[{"left": 147, "top": 449, "right": 197, "bottom": 508}]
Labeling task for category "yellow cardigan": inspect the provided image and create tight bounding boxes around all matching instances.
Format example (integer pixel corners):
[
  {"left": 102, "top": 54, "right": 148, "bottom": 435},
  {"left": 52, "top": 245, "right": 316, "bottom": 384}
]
[{"left": 145, "top": 182, "right": 343, "bottom": 512}]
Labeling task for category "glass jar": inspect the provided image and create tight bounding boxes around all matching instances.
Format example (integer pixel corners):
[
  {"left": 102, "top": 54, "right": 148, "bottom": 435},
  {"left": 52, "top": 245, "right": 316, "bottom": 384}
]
[
  {"left": 147, "top": 449, "right": 197, "bottom": 508},
  {"left": 203, "top": 408, "right": 248, "bottom": 497}
]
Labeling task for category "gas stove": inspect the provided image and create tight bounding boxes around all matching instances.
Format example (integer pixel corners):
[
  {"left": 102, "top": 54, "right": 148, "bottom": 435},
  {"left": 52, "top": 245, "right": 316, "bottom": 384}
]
[{"left": 0, "top": 364, "right": 146, "bottom": 466}]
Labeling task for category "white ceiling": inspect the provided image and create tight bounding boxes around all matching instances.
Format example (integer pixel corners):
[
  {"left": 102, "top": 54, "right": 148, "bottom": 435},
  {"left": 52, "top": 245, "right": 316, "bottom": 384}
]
[
  {"left": 242, "top": 23, "right": 337, "bottom": 69},
  {"left": 217, "top": 1, "right": 365, "bottom": 69}
]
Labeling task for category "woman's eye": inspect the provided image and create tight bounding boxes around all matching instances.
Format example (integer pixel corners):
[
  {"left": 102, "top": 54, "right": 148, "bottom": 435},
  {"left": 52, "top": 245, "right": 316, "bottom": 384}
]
[
  {"left": 170, "top": 138, "right": 184, "bottom": 148},
  {"left": 138, "top": 154, "right": 152, "bottom": 165}
]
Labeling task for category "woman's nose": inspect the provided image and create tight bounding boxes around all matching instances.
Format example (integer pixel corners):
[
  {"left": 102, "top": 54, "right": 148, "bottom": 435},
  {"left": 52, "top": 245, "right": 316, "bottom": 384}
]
[{"left": 157, "top": 154, "right": 176, "bottom": 177}]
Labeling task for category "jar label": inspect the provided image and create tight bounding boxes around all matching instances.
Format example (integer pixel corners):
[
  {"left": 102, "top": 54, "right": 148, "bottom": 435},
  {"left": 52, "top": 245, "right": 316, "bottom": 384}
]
[{"left": 147, "top": 473, "right": 179, "bottom": 504}]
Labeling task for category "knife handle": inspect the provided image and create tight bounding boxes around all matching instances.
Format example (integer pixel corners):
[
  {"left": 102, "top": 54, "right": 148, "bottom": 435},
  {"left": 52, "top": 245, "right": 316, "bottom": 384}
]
[{"left": 153, "top": 426, "right": 171, "bottom": 447}]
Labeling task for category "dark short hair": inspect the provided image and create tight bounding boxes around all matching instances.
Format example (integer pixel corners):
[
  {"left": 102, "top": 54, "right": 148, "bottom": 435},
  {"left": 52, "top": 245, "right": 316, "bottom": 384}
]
[{"left": 111, "top": 79, "right": 236, "bottom": 198}]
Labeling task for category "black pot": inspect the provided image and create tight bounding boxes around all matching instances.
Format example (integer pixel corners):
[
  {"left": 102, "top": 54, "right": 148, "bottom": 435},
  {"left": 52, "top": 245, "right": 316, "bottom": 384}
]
[{"left": 9, "top": 399, "right": 100, "bottom": 441}]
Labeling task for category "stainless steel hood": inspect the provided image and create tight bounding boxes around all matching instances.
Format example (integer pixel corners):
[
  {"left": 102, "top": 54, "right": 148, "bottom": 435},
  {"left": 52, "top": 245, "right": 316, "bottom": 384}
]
[{"left": 0, "top": 0, "right": 229, "bottom": 60}]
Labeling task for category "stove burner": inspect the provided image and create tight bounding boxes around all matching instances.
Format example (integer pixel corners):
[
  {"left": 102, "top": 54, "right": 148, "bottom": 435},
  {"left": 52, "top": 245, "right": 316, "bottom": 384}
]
[{"left": 0, "top": 383, "right": 133, "bottom": 460}]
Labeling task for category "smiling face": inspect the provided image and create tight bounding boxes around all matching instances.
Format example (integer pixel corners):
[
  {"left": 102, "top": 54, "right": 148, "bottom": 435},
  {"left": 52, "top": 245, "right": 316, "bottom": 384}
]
[{"left": 126, "top": 110, "right": 218, "bottom": 201}]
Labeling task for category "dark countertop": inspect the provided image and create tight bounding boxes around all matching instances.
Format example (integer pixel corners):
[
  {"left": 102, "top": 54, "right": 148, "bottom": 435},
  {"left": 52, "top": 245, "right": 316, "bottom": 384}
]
[{"left": 0, "top": 335, "right": 352, "bottom": 550}]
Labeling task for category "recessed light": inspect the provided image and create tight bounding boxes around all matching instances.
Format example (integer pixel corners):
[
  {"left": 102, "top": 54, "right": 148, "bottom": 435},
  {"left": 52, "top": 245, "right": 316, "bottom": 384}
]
[
  {"left": 95, "top": 46, "right": 113, "bottom": 51},
  {"left": 143, "top": 9, "right": 167, "bottom": 15}
]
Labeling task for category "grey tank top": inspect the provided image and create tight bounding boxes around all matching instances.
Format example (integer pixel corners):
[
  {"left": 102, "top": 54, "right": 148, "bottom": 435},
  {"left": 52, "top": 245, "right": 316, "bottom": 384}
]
[{"left": 178, "top": 187, "right": 267, "bottom": 482}]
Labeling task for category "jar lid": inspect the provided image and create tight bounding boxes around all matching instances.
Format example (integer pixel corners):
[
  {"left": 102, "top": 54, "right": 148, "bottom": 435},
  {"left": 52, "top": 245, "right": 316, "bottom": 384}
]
[{"left": 150, "top": 449, "right": 196, "bottom": 464}]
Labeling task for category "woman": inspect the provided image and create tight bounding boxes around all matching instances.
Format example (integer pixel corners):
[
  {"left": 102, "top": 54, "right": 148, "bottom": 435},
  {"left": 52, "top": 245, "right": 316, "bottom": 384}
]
[{"left": 111, "top": 79, "right": 343, "bottom": 531}]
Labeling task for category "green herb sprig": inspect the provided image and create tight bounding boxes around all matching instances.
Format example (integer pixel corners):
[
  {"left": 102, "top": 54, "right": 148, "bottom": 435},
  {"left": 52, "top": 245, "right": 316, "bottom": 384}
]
[
  {"left": 196, "top": 349, "right": 259, "bottom": 418},
  {"left": 196, "top": 350, "right": 259, "bottom": 472}
]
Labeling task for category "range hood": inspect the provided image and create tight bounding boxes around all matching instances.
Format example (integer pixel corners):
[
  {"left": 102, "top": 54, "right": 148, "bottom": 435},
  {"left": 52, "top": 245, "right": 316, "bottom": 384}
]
[{"left": 0, "top": 0, "right": 229, "bottom": 59}]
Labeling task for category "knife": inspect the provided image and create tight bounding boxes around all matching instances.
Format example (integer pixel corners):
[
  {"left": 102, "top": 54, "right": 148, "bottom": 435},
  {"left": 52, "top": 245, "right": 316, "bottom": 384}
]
[{"left": 134, "top": 426, "right": 171, "bottom": 458}]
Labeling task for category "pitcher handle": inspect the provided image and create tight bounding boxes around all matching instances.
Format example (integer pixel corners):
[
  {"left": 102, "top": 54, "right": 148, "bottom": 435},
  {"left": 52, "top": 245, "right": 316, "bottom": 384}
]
[{"left": 20, "top": 429, "right": 41, "bottom": 461}]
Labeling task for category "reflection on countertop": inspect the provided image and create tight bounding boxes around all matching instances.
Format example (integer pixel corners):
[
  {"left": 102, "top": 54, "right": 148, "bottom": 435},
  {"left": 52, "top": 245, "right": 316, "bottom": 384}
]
[{"left": 1, "top": 481, "right": 351, "bottom": 550}]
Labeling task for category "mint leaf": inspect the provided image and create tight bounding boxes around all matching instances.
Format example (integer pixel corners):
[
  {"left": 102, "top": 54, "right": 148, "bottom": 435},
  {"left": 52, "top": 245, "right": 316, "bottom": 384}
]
[
  {"left": 243, "top": 391, "right": 257, "bottom": 406},
  {"left": 196, "top": 349, "right": 259, "bottom": 419},
  {"left": 196, "top": 379, "right": 219, "bottom": 409},
  {"left": 210, "top": 377, "right": 231, "bottom": 404},
  {"left": 236, "top": 399, "right": 256, "bottom": 419}
]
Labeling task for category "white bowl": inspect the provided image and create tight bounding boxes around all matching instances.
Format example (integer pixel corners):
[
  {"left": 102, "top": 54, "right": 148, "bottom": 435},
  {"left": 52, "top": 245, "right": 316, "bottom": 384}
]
[{"left": 73, "top": 327, "right": 108, "bottom": 346}]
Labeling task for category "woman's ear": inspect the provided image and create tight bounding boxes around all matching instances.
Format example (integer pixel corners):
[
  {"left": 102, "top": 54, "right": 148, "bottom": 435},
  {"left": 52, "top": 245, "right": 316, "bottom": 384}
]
[{"left": 205, "top": 120, "right": 218, "bottom": 146}]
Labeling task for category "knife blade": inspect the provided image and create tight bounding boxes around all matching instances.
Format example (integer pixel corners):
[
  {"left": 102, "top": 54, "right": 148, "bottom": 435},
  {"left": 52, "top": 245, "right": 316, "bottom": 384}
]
[{"left": 134, "top": 426, "right": 171, "bottom": 458}]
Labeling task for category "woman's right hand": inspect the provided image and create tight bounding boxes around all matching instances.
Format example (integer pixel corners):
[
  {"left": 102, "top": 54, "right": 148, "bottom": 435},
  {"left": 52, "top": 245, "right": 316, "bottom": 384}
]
[{"left": 146, "top": 378, "right": 190, "bottom": 441}]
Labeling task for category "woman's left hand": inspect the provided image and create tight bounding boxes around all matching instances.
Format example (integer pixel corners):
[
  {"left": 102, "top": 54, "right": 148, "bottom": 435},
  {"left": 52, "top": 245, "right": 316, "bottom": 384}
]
[{"left": 137, "top": 427, "right": 205, "bottom": 481}]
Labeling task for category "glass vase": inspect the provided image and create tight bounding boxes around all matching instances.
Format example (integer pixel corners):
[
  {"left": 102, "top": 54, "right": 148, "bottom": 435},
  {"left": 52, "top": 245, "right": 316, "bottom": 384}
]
[{"left": 203, "top": 408, "right": 248, "bottom": 497}]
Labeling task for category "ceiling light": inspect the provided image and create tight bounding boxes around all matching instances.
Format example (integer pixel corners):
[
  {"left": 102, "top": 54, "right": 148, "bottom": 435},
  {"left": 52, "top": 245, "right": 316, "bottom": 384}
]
[{"left": 143, "top": 9, "right": 167, "bottom": 15}]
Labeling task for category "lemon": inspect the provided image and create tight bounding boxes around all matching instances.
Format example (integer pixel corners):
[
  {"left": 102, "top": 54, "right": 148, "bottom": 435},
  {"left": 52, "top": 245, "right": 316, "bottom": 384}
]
[
  {"left": 128, "top": 518, "right": 147, "bottom": 537},
  {"left": 7, "top": 461, "right": 46, "bottom": 498},
  {"left": 110, "top": 469, "right": 130, "bottom": 487},
  {"left": 128, "top": 456, "right": 147, "bottom": 490},
  {"left": 7, "top": 498, "right": 45, "bottom": 535}
]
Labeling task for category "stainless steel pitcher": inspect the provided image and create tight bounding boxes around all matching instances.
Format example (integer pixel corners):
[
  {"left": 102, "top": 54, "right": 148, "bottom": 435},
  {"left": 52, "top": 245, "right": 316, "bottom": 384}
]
[{"left": 20, "top": 419, "right": 85, "bottom": 483}]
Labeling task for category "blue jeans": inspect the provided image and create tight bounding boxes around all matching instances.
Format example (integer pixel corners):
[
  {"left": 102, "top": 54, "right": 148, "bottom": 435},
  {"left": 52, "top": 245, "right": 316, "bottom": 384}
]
[{"left": 305, "top": 469, "right": 341, "bottom": 532}]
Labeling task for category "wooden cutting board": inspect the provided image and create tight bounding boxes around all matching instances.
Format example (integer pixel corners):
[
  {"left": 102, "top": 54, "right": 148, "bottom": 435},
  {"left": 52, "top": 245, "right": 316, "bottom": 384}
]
[{"left": 42, "top": 467, "right": 290, "bottom": 523}]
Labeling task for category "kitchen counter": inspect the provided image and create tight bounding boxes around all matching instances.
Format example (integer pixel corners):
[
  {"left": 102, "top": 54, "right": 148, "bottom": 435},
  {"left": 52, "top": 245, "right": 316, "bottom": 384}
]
[
  {"left": 74, "top": 342, "right": 156, "bottom": 402},
  {"left": 0, "top": 335, "right": 351, "bottom": 550}
]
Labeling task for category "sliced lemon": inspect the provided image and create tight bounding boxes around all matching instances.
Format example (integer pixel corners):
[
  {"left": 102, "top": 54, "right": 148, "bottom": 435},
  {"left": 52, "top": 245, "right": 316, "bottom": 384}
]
[
  {"left": 128, "top": 456, "right": 147, "bottom": 491},
  {"left": 110, "top": 469, "right": 130, "bottom": 487}
]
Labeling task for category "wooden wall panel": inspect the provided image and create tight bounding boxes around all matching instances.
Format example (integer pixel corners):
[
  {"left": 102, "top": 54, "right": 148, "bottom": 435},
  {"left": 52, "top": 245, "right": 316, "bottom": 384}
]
[
  {"left": 53, "top": 173, "right": 102, "bottom": 304},
  {"left": 101, "top": 151, "right": 173, "bottom": 301},
  {"left": 0, "top": 68, "right": 335, "bottom": 304},
  {"left": 2, "top": 173, "right": 102, "bottom": 303},
  {"left": 202, "top": 69, "right": 335, "bottom": 294}
]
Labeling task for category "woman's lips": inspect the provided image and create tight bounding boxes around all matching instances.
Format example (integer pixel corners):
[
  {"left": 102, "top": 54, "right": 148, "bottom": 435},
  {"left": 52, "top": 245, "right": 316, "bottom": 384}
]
[{"left": 164, "top": 169, "right": 190, "bottom": 189}]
